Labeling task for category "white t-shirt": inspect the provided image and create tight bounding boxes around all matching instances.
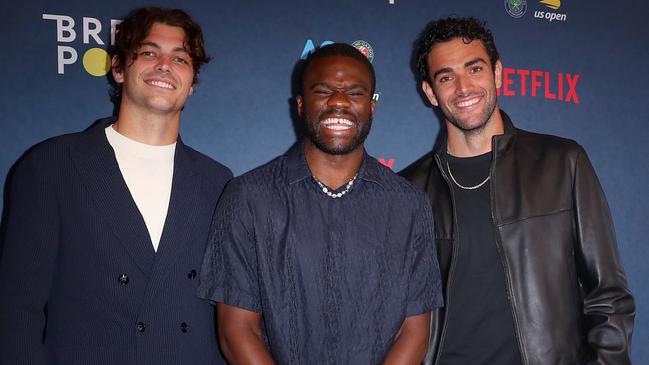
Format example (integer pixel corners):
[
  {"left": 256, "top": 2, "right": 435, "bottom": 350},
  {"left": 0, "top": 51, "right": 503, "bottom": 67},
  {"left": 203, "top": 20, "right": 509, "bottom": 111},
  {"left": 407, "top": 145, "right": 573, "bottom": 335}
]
[{"left": 105, "top": 125, "right": 176, "bottom": 252}]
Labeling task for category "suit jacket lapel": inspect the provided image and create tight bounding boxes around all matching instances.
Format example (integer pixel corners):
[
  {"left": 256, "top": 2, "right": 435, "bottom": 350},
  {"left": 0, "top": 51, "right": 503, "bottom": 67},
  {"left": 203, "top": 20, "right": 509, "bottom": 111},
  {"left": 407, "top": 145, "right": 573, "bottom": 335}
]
[
  {"left": 70, "top": 119, "right": 156, "bottom": 276},
  {"left": 140, "top": 139, "right": 204, "bottom": 301}
]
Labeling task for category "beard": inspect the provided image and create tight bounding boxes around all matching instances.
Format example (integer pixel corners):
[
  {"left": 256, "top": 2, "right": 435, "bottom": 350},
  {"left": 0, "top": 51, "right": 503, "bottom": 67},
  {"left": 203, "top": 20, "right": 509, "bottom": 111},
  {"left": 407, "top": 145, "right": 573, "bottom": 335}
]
[
  {"left": 304, "top": 111, "right": 372, "bottom": 155},
  {"left": 440, "top": 87, "right": 498, "bottom": 135}
]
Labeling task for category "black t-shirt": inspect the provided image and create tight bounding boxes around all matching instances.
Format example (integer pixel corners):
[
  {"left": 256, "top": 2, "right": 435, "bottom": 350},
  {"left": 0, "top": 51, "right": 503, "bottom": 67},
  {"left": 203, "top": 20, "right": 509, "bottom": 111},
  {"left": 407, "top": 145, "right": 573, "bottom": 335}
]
[{"left": 439, "top": 152, "right": 521, "bottom": 365}]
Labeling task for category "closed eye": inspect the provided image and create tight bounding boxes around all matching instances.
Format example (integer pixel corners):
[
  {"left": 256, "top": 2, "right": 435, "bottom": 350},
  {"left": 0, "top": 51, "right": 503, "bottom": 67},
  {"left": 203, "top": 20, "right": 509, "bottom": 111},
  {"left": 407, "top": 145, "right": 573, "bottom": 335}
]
[
  {"left": 313, "top": 89, "right": 332, "bottom": 95},
  {"left": 347, "top": 91, "right": 366, "bottom": 97}
]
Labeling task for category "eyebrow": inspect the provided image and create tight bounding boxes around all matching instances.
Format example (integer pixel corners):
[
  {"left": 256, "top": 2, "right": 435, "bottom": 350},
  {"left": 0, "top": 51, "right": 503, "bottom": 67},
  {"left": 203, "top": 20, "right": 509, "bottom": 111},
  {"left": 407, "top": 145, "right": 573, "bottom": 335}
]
[
  {"left": 431, "top": 57, "right": 488, "bottom": 80},
  {"left": 140, "top": 41, "right": 188, "bottom": 54}
]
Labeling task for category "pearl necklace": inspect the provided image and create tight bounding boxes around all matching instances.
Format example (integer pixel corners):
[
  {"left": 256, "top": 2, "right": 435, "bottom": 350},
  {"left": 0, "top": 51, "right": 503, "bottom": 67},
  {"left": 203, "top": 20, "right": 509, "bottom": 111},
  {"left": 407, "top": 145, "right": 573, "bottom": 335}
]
[
  {"left": 312, "top": 174, "right": 358, "bottom": 199},
  {"left": 446, "top": 161, "right": 490, "bottom": 190}
]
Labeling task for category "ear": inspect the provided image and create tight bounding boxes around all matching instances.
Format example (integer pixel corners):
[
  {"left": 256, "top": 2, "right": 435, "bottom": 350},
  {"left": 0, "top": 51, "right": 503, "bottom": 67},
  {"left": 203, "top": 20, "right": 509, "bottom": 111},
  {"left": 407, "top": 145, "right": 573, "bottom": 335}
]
[
  {"left": 189, "top": 86, "right": 194, "bottom": 96},
  {"left": 494, "top": 60, "right": 503, "bottom": 89},
  {"left": 421, "top": 81, "right": 438, "bottom": 106},
  {"left": 111, "top": 55, "right": 124, "bottom": 84},
  {"left": 370, "top": 98, "right": 376, "bottom": 118},
  {"left": 296, "top": 95, "right": 303, "bottom": 117}
]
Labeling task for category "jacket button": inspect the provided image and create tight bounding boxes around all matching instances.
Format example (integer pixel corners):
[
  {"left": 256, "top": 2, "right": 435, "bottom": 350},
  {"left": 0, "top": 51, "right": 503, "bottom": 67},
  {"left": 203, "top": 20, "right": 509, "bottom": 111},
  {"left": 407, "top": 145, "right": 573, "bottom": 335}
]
[
  {"left": 136, "top": 322, "right": 146, "bottom": 332},
  {"left": 118, "top": 274, "right": 129, "bottom": 285},
  {"left": 180, "top": 322, "right": 188, "bottom": 333},
  {"left": 188, "top": 269, "right": 197, "bottom": 280}
]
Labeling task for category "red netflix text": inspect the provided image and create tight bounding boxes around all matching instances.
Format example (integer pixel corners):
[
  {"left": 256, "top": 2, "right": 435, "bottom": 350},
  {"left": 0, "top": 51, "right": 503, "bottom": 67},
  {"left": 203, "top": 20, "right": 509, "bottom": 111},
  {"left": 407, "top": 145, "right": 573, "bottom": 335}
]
[{"left": 498, "top": 67, "right": 580, "bottom": 105}]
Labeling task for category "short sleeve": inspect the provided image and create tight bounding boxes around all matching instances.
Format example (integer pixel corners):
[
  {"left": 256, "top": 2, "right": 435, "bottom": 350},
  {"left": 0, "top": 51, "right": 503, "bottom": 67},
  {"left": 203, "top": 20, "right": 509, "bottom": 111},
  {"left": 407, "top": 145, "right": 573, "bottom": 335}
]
[
  {"left": 405, "top": 193, "right": 444, "bottom": 316},
  {"left": 197, "top": 179, "right": 262, "bottom": 312}
]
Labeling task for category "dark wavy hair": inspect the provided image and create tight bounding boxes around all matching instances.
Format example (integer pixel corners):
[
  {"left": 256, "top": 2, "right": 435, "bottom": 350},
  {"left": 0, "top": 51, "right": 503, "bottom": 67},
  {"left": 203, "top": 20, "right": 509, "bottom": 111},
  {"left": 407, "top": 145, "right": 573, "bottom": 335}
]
[
  {"left": 111, "top": 7, "right": 211, "bottom": 85},
  {"left": 300, "top": 43, "right": 376, "bottom": 94},
  {"left": 415, "top": 17, "right": 499, "bottom": 83}
]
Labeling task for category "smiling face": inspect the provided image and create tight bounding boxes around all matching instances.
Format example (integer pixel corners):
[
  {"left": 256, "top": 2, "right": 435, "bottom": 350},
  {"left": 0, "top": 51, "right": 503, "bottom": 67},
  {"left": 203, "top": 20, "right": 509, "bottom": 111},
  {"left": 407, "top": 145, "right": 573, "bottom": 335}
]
[
  {"left": 297, "top": 55, "right": 376, "bottom": 156},
  {"left": 112, "top": 22, "right": 195, "bottom": 117},
  {"left": 422, "top": 37, "right": 502, "bottom": 135}
]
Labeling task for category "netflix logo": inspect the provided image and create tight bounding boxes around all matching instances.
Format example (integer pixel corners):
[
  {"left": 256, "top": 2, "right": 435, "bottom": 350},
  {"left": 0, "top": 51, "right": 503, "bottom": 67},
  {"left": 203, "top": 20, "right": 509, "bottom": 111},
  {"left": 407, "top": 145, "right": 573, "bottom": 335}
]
[{"left": 498, "top": 67, "right": 580, "bottom": 105}]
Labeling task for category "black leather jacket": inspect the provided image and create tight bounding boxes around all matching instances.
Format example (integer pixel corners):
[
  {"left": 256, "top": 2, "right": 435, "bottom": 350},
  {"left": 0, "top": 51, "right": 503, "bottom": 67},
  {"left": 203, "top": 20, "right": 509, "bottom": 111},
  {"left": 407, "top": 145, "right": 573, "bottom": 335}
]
[{"left": 400, "top": 112, "right": 635, "bottom": 365}]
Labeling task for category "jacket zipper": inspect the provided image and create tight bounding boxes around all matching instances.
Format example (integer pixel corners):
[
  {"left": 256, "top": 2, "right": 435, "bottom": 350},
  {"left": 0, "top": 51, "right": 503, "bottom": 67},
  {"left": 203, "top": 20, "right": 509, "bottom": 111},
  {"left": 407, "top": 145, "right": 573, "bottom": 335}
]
[
  {"left": 433, "top": 144, "right": 529, "bottom": 365},
  {"left": 432, "top": 154, "right": 460, "bottom": 365},
  {"left": 489, "top": 138, "right": 529, "bottom": 365}
]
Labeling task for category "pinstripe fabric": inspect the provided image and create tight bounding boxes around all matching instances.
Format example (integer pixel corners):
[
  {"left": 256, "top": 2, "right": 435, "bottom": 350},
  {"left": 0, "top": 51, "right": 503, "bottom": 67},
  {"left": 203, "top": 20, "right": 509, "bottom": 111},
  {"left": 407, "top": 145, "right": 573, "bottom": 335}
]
[{"left": 0, "top": 118, "right": 232, "bottom": 365}]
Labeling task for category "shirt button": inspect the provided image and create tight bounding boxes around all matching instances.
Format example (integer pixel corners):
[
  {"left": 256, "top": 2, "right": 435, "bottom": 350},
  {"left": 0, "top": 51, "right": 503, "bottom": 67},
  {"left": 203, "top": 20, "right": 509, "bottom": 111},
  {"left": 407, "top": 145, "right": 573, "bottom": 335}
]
[
  {"left": 118, "top": 274, "right": 129, "bottom": 285},
  {"left": 136, "top": 322, "right": 146, "bottom": 332},
  {"left": 180, "top": 322, "right": 188, "bottom": 333},
  {"left": 187, "top": 269, "right": 197, "bottom": 280}
]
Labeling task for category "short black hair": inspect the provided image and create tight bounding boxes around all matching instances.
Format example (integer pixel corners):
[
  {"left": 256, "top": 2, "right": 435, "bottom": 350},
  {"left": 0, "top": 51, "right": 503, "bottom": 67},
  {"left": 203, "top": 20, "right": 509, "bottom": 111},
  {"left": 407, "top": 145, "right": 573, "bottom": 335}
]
[
  {"left": 300, "top": 43, "right": 376, "bottom": 94},
  {"left": 415, "top": 17, "right": 500, "bottom": 83}
]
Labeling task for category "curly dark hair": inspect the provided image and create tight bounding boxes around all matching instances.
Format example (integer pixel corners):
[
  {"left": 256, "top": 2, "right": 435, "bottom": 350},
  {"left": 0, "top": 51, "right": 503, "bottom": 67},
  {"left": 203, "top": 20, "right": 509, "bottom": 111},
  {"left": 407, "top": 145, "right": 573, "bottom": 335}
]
[
  {"left": 300, "top": 43, "right": 376, "bottom": 94},
  {"left": 111, "top": 7, "right": 211, "bottom": 85},
  {"left": 414, "top": 17, "right": 499, "bottom": 83}
]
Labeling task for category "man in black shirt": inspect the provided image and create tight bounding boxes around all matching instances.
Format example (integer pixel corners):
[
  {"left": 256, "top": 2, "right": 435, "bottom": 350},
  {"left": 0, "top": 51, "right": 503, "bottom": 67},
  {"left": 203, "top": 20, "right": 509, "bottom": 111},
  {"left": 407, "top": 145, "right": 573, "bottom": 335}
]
[
  {"left": 198, "top": 43, "right": 443, "bottom": 364},
  {"left": 400, "top": 17, "right": 634, "bottom": 365}
]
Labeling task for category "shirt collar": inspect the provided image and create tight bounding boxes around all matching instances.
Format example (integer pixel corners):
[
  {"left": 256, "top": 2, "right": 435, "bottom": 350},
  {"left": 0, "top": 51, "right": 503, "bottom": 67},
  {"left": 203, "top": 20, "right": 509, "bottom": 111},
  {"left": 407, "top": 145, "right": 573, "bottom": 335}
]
[
  {"left": 286, "top": 142, "right": 312, "bottom": 185},
  {"left": 286, "top": 142, "right": 385, "bottom": 188}
]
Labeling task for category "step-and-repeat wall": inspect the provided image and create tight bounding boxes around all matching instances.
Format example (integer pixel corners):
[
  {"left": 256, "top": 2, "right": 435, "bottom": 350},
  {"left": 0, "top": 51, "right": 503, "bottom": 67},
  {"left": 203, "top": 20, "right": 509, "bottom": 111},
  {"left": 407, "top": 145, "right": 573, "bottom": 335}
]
[{"left": 2, "top": 0, "right": 648, "bottom": 361}]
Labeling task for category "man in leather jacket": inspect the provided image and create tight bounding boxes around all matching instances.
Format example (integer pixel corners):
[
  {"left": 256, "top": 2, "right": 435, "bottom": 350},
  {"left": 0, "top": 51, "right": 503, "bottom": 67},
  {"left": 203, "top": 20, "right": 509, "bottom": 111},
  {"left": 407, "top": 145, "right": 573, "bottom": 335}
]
[{"left": 399, "top": 17, "right": 635, "bottom": 365}]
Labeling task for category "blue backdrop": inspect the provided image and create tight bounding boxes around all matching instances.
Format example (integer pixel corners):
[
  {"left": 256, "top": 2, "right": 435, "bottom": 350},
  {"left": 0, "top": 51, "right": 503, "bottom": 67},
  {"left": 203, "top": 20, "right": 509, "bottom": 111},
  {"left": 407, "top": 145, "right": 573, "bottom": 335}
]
[{"left": 2, "top": 1, "right": 648, "bottom": 362}]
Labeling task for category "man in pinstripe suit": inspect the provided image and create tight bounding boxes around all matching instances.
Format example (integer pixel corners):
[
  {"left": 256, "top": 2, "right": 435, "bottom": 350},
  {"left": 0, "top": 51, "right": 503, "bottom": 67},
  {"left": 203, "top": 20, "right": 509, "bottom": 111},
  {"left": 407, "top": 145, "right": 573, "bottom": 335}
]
[{"left": 0, "top": 7, "right": 231, "bottom": 365}]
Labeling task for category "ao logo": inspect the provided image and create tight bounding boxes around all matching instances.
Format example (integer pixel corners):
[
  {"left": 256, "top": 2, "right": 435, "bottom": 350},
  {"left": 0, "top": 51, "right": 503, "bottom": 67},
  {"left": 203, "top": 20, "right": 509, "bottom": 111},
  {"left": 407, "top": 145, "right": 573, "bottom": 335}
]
[
  {"left": 42, "top": 14, "right": 121, "bottom": 76},
  {"left": 300, "top": 40, "right": 334, "bottom": 60}
]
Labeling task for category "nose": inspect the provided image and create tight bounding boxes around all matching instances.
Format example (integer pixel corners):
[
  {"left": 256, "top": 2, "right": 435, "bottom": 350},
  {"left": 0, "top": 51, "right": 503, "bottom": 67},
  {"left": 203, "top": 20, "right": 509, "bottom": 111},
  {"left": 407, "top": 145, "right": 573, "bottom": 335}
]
[
  {"left": 327, "top": 91, "right": 351, "bottom": 108},
  {"left": 454, "top": 75, "right": 470, "bottom": 96},
  {"left": 155, "top": 55, "right": 172, "bottom": 73}
]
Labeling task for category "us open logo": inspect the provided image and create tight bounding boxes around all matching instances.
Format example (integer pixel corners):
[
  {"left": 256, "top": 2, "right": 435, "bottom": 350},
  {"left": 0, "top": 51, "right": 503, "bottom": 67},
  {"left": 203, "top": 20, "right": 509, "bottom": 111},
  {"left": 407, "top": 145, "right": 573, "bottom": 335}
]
[
  {"left": 504, "top": 0, "right": 528, "bottom": 18},
  {"left": 534, "top": 0, "right": 567, "bottom": 22}
]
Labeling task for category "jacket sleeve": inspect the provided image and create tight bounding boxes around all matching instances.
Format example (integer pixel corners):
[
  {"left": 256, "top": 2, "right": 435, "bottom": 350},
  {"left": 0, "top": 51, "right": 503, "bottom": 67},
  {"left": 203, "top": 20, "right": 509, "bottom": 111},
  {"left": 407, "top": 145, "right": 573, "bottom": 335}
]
[
  {"left": 0, "top": 149, "right": 58, "bottom": 365},
  {"left": 572, "top": 147, "right": 635, "bottom": 364}
]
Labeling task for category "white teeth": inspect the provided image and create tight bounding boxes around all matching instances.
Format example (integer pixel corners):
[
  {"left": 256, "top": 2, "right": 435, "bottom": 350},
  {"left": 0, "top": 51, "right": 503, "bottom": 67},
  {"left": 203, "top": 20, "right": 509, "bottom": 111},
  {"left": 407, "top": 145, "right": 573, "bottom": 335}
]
[
  {"left": 326, "top": 125, "right": 352, "bottom": 130},
  {"left": 321, "top": 118, "right": 353, "bottom": 131},
  {"left": 148, "top": 80, "right": 174, "bottom": 89},
  {"left": 457, "top": 97, "right": 480, "bottom": 107},
  {"left": 321, "top": 118, "right": 353, "bottom": 126}
]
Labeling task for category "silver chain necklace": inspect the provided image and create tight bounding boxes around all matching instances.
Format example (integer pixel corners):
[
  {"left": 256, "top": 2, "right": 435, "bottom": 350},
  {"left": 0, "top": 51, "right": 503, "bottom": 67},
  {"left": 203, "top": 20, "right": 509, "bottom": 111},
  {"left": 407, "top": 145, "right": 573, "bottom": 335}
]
[
  {"left": 312, "top": 174, "right": 358, "bottom": 199},
  {"left": 446, "top": 161, "right": 490, "bottom": 190}
]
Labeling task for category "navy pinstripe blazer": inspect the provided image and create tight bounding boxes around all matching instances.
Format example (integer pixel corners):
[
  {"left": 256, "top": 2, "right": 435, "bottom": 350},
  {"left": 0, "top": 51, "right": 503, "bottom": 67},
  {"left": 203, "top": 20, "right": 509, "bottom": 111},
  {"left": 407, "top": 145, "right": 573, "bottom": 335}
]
[{"left": 0, "top": 119, "right": 231, "bottom": 365}]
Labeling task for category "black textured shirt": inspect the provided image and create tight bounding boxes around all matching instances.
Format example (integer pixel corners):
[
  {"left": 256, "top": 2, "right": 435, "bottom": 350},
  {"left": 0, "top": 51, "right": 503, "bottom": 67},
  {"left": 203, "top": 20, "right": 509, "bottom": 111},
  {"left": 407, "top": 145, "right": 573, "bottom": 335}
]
[
  {"left": 198, "top": 143, "right": 443, "bottom": 365},
  {"left": 439, "top": 152, "right": 520, "bottom": 365}
]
